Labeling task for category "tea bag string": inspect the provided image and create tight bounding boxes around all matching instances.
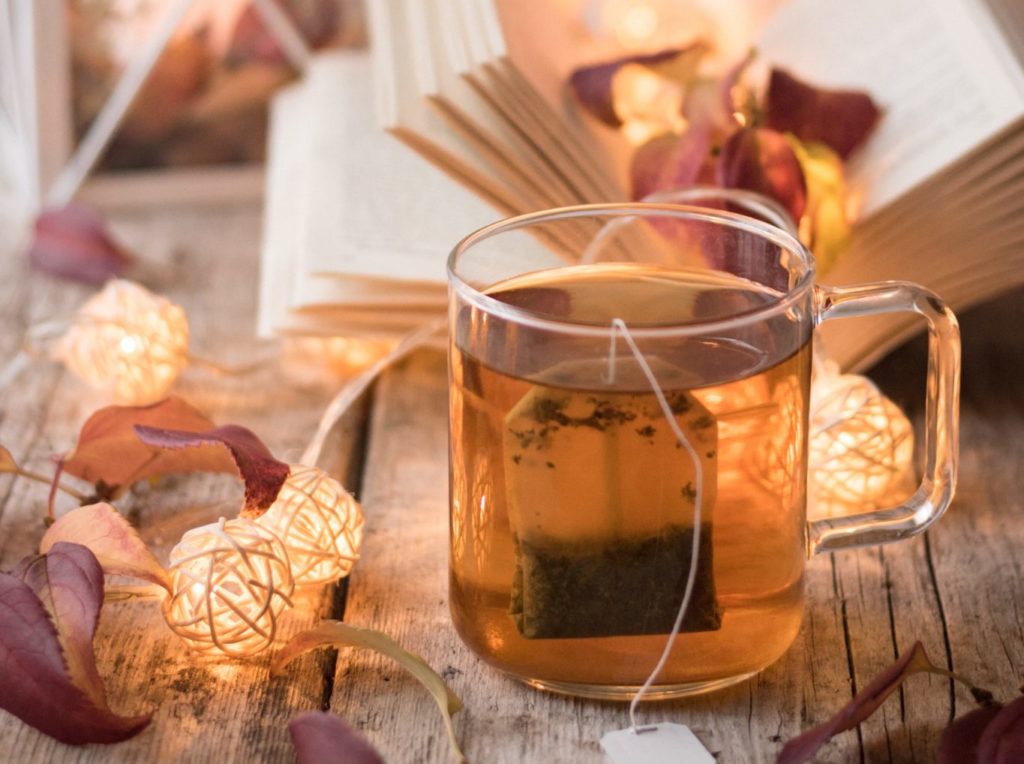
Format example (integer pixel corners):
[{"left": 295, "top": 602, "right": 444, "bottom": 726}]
[{"left": 605, "top": 318, "right": 704, "bottom": 733}]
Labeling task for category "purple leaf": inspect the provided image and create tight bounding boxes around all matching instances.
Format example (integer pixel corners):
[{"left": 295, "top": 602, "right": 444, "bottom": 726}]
[
  {"left": 133, "top": 424, "right": 290, "bottom": 517},
  {"left": 289, "top": 711, "right": 385, "bottom": 764},
  {"left": 717, "top": 127, "right": 807, "bottom": 222},
  {"left": 0, "top": 543, "right": 151, "bottom": 744},
  {"left": 977, "top": 696, "right": 1024, "bottom": 763},
  {"left": 28, "top": 204, "right": 134, "bottom": 286},
  {"left": 570, "top": 47, "right": 695, "bottom": 127},
  {"left": 631, "top": 128, "right": 714, "bottom": 200},
  {"left": 938, "top": 705, "right": 1003, "bottom": 764},
  {"left": 777, "top": 642, "right": 946, "bottom": 764},
  {"left": 764, "top": 69, "right": 882, "bottom": 159}
]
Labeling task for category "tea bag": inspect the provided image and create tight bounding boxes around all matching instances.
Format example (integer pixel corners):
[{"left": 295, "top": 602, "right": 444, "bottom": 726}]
[{"left": 504, "top": 358, "right": 721, "bottom": 639}]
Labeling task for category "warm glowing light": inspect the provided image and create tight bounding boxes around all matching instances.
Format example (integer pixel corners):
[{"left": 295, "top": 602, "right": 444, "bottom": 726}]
[
  {"left": 256, "top": 465, "right": 364, "bottom": 586},
  {"left": 53, "top": 279, "right": 189, "bottom": 404},
  {"left": 281, "top": 336, "right": 394, "bottom": 385},
  {"left": 612, "top": 64, "right": 688, "bottom": 145},
  {"left": 808, "top": 365, "right": 915, "bottom": 518},
  {"left": 163, "top": 517, "right": 294, "bottom": 657}
]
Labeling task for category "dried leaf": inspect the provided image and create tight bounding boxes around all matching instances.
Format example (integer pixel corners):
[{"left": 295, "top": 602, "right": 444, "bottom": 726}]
[
  {"left": 0, "top": 543, "right": 151, "bottom": 744},
  {"left": 777, "top": 642, "right": 946, "bottom": 764},
  {"left": 40, "top": 503, "right": 170, "bottom": 593},
  {"left": 682, "top": 48, "right": 756, "bottom": 136},
  {"left": 717, "top": 127, "right": 807, "bottom": 222},
  {"left": 289, "top": 711, "right": 385, "bottom": 764},
  {"left": 273, "top": 620, "right": 465, "bottom": 763},
  {"left": 631, "top": 128, "right": 715, "bottom": 200},
  {"left": 570, "top": 46, "right": 698, "bottom": 127},
  {"left": 764, "top": 68, "right": 882, "bottom": 159},
  {"left": 0, "top": 445, "right": 17, "bottom": 472},
  {"left": 938, "top": 705, "right": 1003, "bottom": 764},
  {"left": 28, "top": 204, "right": 134, "bottom": 286},
  {"left": 132, "top": 424, "right": 289, "bottom": 517},
  {"left": 62, "top": 397, "right": 225, "bottom": 489},
  {"left": 786, "top": 136, "right": 852, "bottom": 274},
  {"left": 977, "top": 696, "right": 1024, "bottom": 763}
]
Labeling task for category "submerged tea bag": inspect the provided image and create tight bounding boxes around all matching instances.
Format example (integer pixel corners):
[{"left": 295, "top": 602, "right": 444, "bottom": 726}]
[{"left": 504, "top": 359, "right": 721, "bottom": 639}]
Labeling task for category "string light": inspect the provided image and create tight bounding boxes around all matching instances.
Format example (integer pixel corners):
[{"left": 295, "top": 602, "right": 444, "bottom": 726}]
[
  {"left": 257, "top": 465, "right": 364, "bottom": 586},
  {"left": 162, "top": 517, "right": 294, "bottom": 658},
  {"left": 808, "top": 360, "right": 915, "bottom": 518},
  {"left": 52, "top": 279, "right": 189, "bottom": 404}
]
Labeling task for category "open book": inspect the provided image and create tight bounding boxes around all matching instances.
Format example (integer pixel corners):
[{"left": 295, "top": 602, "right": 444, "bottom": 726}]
[{"left": 259, "top": 0, "right": 1024, "bottom": 371}]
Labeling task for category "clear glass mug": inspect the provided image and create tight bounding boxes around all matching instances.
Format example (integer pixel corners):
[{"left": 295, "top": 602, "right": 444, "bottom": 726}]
[{"left": 447, "top": 201, "right": 959, "bottom": 700}]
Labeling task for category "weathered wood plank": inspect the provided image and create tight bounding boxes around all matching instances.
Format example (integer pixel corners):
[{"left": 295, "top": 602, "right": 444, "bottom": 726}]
[{"left": 0, "top": 205, "right": 369, "bottom": 763}]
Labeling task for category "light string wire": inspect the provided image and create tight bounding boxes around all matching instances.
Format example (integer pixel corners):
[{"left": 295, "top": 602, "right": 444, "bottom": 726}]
[{"left": 604, "top": 318, "right": 703, "bottom": 733}]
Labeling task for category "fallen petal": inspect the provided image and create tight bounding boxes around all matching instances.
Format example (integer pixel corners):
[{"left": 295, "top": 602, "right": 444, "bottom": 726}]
[
  {"left": 977, "top": 696, "right": 1024, "bottom": 764},
  {"left": 289, "top": 711, "right": 385, "bottom": 764},
  {"left": 938, "top": 705, "right": 1003, "bottom": 764},
  {"left": 764, "top": 69, "right": 882, "bottom": 159},
  {"left": 133, "top": 424, "right": 290, "bottom": 516},
  {"left": 717, "top": 127, "right": 807, "bottom": 222},
  {"left": 0, "top": 544, "right": 151, "bottom": 744},
  {"left": 40, "top": 503, "right": 171, "bottom": 593},
  {"left": 28, "top": 204, "right": 134, "bottom": 285}
]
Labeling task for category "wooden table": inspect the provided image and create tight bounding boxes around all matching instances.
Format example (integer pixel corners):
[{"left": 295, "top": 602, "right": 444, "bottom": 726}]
[{"left": 0, "top": 203, "right": 1021, "bottom": 763}]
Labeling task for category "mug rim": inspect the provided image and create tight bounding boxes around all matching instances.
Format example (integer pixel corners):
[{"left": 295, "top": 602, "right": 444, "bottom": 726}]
[{"left": 447, "top": 202, "right": 817, "bottom": 340}]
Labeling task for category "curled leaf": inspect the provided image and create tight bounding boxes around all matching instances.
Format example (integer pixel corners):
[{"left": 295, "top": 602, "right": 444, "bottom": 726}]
[
  {"left": 777, "top": 642, "right": 947, "bottom": 764},
  {"left": 289, "top": 711, "right": 385, "bottom": 764},
  {"left": 764, "top": 69, "right": 882, "bottom": 159},
  {"left": 40, "top": 503, "right": 171, "bottom": 593},
  {"left": 0, "top": 543, "right": 151, "bottom": 744},
  {"left": 28, "top": 204, "right": 134, "bottom": 286},
  {"left": 938, "top": 705, "right": 1003, "bottom": 764},
  {"left": 977, "top": 696, "right": 1024, "bottom": 763},
  {"left": 133, "top": 425, "right": 290, "bottom": 517},
  {"left": 570, "top": 46, "right": 699, "bottom": 127},
  {"left": 631, "top": 128, "right": 715, "bottom": 200},
  {"left": 273, "top": 620, "right": 465, "bottom": 763},
  {"left": 717, "top": 127, "right": 807, "bottom": 222},
  {"left": 62, "top": 396, "right": 221, "bottom": 489}
]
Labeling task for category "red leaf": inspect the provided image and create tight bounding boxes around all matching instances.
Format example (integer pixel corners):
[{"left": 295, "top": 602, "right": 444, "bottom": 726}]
[
  {"left": 777, "top": 642, "right": 946, "bottom": 764},
  {"left": 62, "top": 397, "right": 227, "bottom": 490},
  {"left": 977, "top": 696, "right": 1024, "bottom": 763},
  {"left": 938, "top": 705, "right": 1004, "bottom": 764},
  {"left": 630, "top": 128, "right": 715, "bottom": 200},
  {"left": 289, "top": 711, "right": 385, "bottom": 764},
  {"left": 133, "top": 425, "right": 290, "bottom": 516},
  {"left": 28, "top": 204, "right": 134, "bottom": 286},
  {"left": 40, "top": 503, "right": 171, "bottom": 593},
  {"left": 717, "top": 127, "right": 807, "bottom": 222},
  {"left": 570, "top": 47, "right": 693, "bottom": 127},
  {"left": 0, "top": 543, "right": 151, "bottom": 744},
  {"left": 764, "top": 69, "right": 882, "bottom": 159}
]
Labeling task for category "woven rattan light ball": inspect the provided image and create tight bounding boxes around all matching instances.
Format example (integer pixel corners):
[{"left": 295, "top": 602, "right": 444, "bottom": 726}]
[
  {"left": 53, "top": 279, "right": 189, "bottom": 404},
  {"left": 163, "top": 517, "right": 294, "bottom": 657},
  {"left": 257, "top": 465, "right": 363, "bottom": 586}
]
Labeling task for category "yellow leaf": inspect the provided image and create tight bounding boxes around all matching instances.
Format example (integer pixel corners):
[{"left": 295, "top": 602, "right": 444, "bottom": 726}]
[{"left": 786, "top": 136, "right": 853, "bottom": 274}]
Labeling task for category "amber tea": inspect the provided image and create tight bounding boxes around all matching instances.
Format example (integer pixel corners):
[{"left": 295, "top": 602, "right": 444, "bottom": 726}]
[{"left": 449, "top": 263, "right": 811, "bottom": 693}]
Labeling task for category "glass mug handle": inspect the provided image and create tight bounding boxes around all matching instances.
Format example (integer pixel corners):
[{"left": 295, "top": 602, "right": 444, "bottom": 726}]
[{"left": 808, "top": 282, "right": 962, "bottom": 554}]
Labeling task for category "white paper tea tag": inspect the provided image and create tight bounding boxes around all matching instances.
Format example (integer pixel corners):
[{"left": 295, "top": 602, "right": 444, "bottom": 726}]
[{"left": 600, "top": 723, "right": 715, "bottom": 764}]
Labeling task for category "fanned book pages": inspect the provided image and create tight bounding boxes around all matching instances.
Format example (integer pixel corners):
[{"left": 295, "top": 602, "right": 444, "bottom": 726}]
[{"left": 260, "top": 0, "right": 1024, "bottom": 371}]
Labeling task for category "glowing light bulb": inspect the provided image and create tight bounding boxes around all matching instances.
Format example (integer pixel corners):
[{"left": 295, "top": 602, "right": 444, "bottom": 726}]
[
  {"left": 163, "top": 517, "right": 294, "bottom": 657},
  {"left": 53, "top": 279, "right": 189, "bottom": 404},
  {"left": 256, "top": 465, "right": 364, "bottom": 586},
  {"left": 611, "top": 64, "right": 687, "bottom": 145},
  {"left": 807, "top": 366, "right": 915, "bottom": 518}
]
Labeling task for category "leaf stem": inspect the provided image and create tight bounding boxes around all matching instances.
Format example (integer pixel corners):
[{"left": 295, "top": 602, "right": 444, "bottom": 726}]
[{"left": 6, "top": 465, "right": 88, "bottom": 503}]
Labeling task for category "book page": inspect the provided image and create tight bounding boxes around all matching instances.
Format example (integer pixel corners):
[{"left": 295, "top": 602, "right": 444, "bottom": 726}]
[
  {"left": 758, "top": 0, "right": 1024, "bottom": 216},
  {"left": 297, "top": 53, "right": 496, "bottom": 287}
]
